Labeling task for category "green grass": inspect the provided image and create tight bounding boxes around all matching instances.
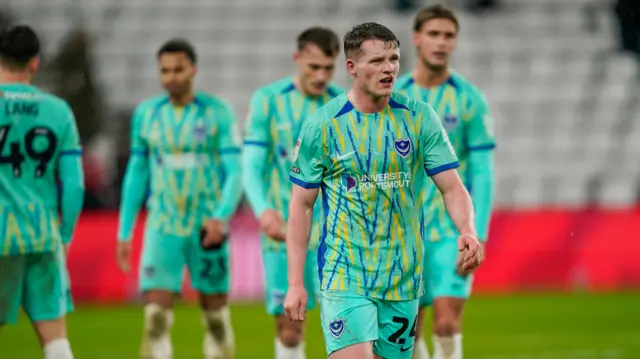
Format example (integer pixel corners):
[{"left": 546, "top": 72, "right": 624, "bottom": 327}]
[{"left": 2, "top": 293, "right": 639, "bottom": 358}]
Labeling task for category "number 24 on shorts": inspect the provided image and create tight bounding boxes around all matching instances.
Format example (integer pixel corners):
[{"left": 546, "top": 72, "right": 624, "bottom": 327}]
[{"left": 388, "top": 315, "right": 418, "bottom": 350}]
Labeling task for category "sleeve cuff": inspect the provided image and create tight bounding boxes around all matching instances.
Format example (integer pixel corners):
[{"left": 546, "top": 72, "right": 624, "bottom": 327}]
[
  {"left": 290, "top": 175, "right": 321, "bottom": 189},
  {"left": 425, "top": 161, "right": 460, "bottom": 177},
  {"left": 468, "top": 143, "right": 496, "bottom": 151},
  {"left": 243, "top": 140, "right": 269, "bottom": 147}
]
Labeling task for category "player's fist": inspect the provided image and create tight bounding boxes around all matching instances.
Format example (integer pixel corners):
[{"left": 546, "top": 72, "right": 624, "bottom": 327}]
[
  {"left": 456, "top": 233, "right": 483, "bottom": 276},
  {"left": 116, "top": 241, "right": 132, "bottom": 273},
  {"left": 259, "top": 209, "right": 286, "bottom": 242},
  {"left": 201, "top": 219, "right": 228, "bottom": 249},
  {"left": 283, "top": 284, "right": 308, "bottom": 322}
]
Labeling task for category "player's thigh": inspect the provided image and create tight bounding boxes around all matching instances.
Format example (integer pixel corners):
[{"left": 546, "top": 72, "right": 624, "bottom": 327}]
[
  {"left": 0, "top": 255, "right": 27, "bottom": 325},
  {"left": 428, "top": 238, "right": 473, "bottom": 301},
  {"left": 320, "top": 290, "right": 378, "bottom": 357},
  {"left": 22, "top": 248, "right": 72, "bottom": 324},
  {"left": 374, "top": 298, "right": 420, "bottom": 359},
  {"left": 187, "top": 236, "right": 229, "bottom": 295},
  {"left": 139, "top": 230, "right": 186, "bottom": 294}
]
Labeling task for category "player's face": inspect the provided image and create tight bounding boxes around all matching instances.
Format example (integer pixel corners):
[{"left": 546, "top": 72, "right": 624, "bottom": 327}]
[
  {"left": 158, "top": 52, "right": 196, "bottom": 97},
  {"left": 294, "top": 44, "right": 337, "bottom": 96},
  {"left": 413, "top": 18, "right": 458, "bottom": 71},
  {"left": 347, "top": 39, "right": 400, "bottom": 99}
]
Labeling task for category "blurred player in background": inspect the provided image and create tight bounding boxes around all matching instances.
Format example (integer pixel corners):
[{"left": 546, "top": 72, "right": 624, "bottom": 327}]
[
  {"left": 116, "top": 39, "right": 242, "bottom": 359},
  {"left": 395, "top": 6, "right": 496, "bottom": 359},
  {"left": 242, "top": 27, "right": 343, "bottom": 359},
  {"left": 284, "top": 22, "right": 483, "bottom": 359},
  {"left": 0, "top": 25, "right": 84, "bottom": 359}
]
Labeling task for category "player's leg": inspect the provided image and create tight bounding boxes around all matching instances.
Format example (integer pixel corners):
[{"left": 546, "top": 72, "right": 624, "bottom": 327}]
[
  {"left": 429, "top": 238, "right": 473, "bottom": 359},
  {"left": 23, "top": 247, "right": 75, "bottom": 359},
  {"left": 411, "top": 297, "right": 432, "bottom": 359},
  {"left": 263, "top": 249, "right": 317, "bottom": 359},
  {"left": 139, "top": 230, "right": 185, "bottom": 359},
  {"left": 187, "top": 237, "right": 234, "bottom": 359},
  {"left": 0, "top": 255, "right": 27, "bottom": 333},
  {"left": 319, "top": 291, "right": 378, "bottom": 359},
  {"left": 412, "top": 240, "right": 435, "bottom": 359},
  {"left": 374, "top": 298, "right": 420, "bottom": 359}
]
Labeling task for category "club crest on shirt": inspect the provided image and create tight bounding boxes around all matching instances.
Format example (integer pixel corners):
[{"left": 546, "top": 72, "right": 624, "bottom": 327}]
[
  {"left": 193, "top": 121, "right": 207, "bottom": 141},
  {"left": 394, "top": 138, "right": 412, "bottom": 158},
  {"left": 329, "top": 319, "right": 344, "bottom": 338},
  {"left": 443, "top": 114, "right": 459, "bottom": 132}
]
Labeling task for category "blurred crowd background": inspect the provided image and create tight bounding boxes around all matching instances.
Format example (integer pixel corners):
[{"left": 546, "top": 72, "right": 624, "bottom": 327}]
[{"left": 1, "top": 0, "right": 639, "bottom": 211}]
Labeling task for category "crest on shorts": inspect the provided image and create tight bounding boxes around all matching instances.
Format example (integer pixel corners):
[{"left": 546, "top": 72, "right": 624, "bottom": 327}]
[
  {"left": 443, "top": 114, "right": 459, "bottom": 132},
  {"left": 394, "top": 138, "right": 412, "bottom": 158},
  {"left": 329, "top": 319, "right": 344, "bottom": 338}
]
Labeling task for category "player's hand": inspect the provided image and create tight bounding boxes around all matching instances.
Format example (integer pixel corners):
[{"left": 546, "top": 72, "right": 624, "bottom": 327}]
[
  {"left": 283, "top": 284, "right": 308, "bottom": 322},
  {"left": 259, "top": 209, "right": 286, "bottom": 242},
  {"left": 201, "top": 219, "right": 228, "bottom": 247},
  {"left": 117, "top": 241, "right": 132, "bottom": 273},
  {"left": 456, "top": 233, "right": 483, "bottom": 276}
]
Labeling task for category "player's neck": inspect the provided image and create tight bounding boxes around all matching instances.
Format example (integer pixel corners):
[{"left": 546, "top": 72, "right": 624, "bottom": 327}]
[
  {"left": 348, "top": 87, "right": 389, "bottom": 114},
  {"left": 293, "top": 76, "right": 316, "bottom": 97},
  {"left": 169, "top": 91, "right": 195, "bottom": 107},
  {"left": 412, "top": 62, "right": 449, "bottom": 88},
  {"left": 0, "top": 70, "right": 33, "bottom": 85}
]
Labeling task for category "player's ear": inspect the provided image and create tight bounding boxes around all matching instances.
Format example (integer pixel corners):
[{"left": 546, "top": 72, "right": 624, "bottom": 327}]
[
  {"left": 28, "top": 57, "right": 40, "bottom": 75},
  {"left": 346, "top": 58, "right": 356, "bottom": 77},
  {"left": 412, "top": 31, "right": 420, "bottom": 46},
  {"left": 292, "top": 51, "right": 300, "bottom": 62}
]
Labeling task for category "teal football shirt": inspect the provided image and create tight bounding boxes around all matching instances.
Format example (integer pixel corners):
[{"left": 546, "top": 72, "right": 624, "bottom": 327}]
[
  {"left": 396, "top": 72, "right": 496, "bottom": 241},
  {"left": 290, "top": 92, "right": 459, "bottom": 301},
  {"left": 0, "top": 83, "right": 83, "bottom": 255},
  {"left": 243, "top": 77, "right": 344, "bottom": 251}
]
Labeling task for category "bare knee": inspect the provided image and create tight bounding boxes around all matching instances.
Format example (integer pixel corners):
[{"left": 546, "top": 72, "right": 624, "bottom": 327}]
[
  {"left": 433, "top": 317, "right": 459, "bottom": 337},
  {"left": 432, "top": 298, "right": 464, "bottom": 337},
  {"left": 198, "top": 293, "right": 228, "bottom": 311},
  {"left": 32, "top": 317, "right": 67, "bottom": 347},
  {"left": 276, "top": 315, "right": 304, "bottom": 347},
  {"left": 144, "top": 290, "right": 176, "bottom": 309}
]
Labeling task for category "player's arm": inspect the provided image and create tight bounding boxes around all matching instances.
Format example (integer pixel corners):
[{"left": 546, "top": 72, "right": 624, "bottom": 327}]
[
  {"left": 58, "top": 105, "right": 85, "bottom": 246},
  {"left": 211, "top": 101, "right": 242, "bottom": 221},
  {"left": 117, "top": 105, "right": 150, "bottom": 242},
  {"left": 466, "top": 93, "right": 496, "bottom": 241},
  {"left": 287, "top": 119, "right": 324, "bottom": 286},
  {"left": 421, "top": 103, "right": 476, "bottom": 236},
  {"left": 241, "top": 89, "right": 272, "bottom": 217}
]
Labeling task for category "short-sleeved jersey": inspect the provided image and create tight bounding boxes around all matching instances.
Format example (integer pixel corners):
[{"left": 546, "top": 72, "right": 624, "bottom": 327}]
[
  {"left": 396, "top": 72, "right": 496, "bottom": 241},
  {"left": 244, "top": 77, "right": 344, "bottom": 251},
  {"left": 290, "top": 92, "right": 459, "bottom": 300},
  {"left": 132, "top": 91, "right": 240, "bottom": 236},
  {"left": 0, "top": 83, "right": 81, "bottom": 256}
]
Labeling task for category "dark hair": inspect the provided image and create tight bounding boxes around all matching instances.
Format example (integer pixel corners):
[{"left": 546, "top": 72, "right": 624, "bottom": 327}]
[
  {"left": 297, "top": 27, "right": 340, "bottom": 57},
  {"left": 157, "top": 38, "right": 197, "bottom": 64},
  {"left": 413, "top": 5, "right": 460, "bottom": 32},
  {"left": 0, "top": 25, "right": 40, "bottom": 68},
  {"left": 343, "top": 22, "right": 399, "bottom": 58}
]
